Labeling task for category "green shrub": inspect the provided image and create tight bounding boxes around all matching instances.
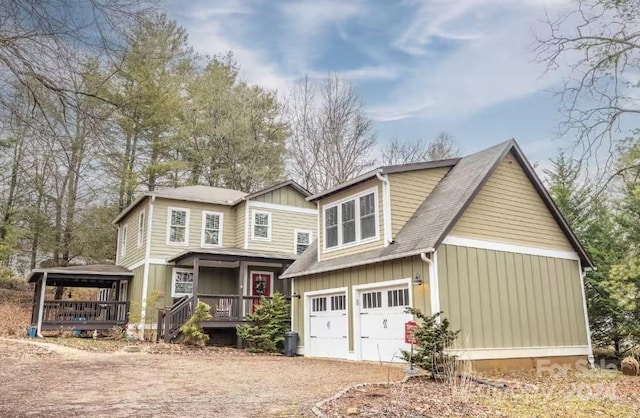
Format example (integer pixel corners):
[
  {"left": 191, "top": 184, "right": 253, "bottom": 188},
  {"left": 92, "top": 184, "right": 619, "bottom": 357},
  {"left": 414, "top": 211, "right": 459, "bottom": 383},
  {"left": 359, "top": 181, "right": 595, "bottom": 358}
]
[
  {"left": 0, "top": 269, "right": 28, "bottom": 292},
  {"left": 236, "top": 292, "right": 290, "bottom": 353},
  {"left": 178, "top": 301, "right": 212, "bottom": 346},
  {"left": 400, "top": 308, "right": 460, "bottom": 376}
]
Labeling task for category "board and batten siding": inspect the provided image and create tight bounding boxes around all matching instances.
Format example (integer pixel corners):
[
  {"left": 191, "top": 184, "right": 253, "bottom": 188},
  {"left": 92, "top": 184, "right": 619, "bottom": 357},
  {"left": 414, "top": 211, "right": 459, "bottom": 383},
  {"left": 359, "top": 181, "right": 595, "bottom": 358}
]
[
  {"left": 247, "top": 208, "right": 316, "bottom": 254},
  {"left": 251, "top": 185, "right": 315, "bottom": 208},
  {"left": 451, "top": 152, "right": 574, "bottom": 252},
  {"left": 438, "top": 244, "right": 588, "bottom": 350},
  {"left": 234, "top": 201, "right": 246, "bottom": 247},
  {"left": 127, "top": 264, "right": 146, "bottom": 320},
  {"left": 118, "top": 200, "right": 149, "bottom": 269},
  {"left": 149, "top": 198, "right": 237, "bottom": 259},
  {"left": 388, "top": 168, "right": 450, "bottom": 237},
  {"left": 293, "top": 256, "right": 430, "bottom": 352},
  {"left": 318, "top": 179, "right": 385, "bottom": 261}
]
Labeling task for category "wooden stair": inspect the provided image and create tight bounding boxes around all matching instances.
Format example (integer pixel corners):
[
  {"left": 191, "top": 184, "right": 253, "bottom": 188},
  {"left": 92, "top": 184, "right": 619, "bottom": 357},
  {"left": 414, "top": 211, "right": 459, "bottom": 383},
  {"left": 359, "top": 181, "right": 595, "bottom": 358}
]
[{"left": 157, "top": 295, "right": 193, "bottom": 343}]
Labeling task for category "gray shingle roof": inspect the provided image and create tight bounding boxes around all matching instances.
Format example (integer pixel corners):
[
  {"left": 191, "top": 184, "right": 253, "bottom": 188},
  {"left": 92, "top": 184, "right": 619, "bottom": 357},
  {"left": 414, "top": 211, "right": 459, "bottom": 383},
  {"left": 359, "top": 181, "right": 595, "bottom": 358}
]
[
  {"left": 28, "top": 264, "right": 132, "bottom": 282},
  {"left": 281, "top": 139, "right": 594, "bottom": 279}
]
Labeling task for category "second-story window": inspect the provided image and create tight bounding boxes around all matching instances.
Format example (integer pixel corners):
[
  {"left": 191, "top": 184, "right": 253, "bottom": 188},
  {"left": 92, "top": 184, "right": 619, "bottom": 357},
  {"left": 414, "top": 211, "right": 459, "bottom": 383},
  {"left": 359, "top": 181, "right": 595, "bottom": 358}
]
[
  {"left": 252, "top": 210, "right": 271, "bottom": 241},
  {"left": 137, "top": 210, "right": 146, "bottom": 247},
  {"left": 324, "top": 188, "right": 378, "bottom": 250},
  {"left": 168, "top": 207, "right": 189, "bottom": 245},
  {"left": 120, "top": 225, "right": 128, "bottom": 257},
  {"left": 202, "top": 211, "right": 223, "bottom": 247},
  {"left": 295, "top": 230, "right": 311, "bottom": 255}
]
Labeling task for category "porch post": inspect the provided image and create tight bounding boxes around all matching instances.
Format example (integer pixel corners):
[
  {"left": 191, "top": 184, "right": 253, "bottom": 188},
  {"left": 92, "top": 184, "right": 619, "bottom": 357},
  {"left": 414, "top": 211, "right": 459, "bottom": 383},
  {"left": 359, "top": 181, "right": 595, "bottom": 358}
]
[
  {"left": 237, "top": 261, "right": 244, "bottom": 349},
  {"left": 36, "top": 272, "right": 47, "bottom": 337},
  {"left": 192, "top": 258, "right": 199, "bottom": 309}
]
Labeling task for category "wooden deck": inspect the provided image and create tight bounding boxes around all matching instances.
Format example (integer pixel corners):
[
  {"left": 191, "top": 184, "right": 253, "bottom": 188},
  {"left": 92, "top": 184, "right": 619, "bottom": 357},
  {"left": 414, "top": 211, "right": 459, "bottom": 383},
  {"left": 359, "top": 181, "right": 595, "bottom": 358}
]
[{"left": 39, "top": 300, "right": 129, "bottom": 330}]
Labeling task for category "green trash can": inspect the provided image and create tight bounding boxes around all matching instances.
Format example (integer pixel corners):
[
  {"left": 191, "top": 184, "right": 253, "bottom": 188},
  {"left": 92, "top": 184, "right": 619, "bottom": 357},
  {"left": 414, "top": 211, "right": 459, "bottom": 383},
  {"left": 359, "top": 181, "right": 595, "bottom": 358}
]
[{"left": 284, "top": 331, "right": 298, "bottom": 357}]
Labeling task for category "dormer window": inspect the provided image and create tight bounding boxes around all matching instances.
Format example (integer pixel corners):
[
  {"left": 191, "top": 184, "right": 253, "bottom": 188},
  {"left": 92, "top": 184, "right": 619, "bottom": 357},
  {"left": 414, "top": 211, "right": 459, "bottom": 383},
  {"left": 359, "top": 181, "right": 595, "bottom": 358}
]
[{"left": 324, "top": 188, "right": 378, "bottom": 251}]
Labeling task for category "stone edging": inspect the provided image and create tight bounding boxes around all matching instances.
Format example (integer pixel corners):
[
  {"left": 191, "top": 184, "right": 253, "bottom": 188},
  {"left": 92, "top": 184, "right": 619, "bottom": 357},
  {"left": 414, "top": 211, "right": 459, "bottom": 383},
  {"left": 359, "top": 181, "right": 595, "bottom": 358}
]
[{"left": 311, "top": 372, "right": 427, "bottom": 418}]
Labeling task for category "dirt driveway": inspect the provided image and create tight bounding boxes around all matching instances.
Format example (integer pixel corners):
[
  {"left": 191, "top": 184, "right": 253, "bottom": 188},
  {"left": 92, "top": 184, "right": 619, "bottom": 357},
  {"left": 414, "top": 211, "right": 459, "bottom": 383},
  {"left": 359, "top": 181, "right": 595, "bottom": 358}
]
[{"left": 0, "top": 339, "right": 404, "bottom": 417}]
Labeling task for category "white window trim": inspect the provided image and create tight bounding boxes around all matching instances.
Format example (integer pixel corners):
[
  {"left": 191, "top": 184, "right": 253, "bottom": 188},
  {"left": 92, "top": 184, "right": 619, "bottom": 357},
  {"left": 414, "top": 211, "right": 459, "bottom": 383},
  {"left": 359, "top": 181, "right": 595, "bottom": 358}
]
[
  {"left": 322, "top": 186, "right": 379, "bottom": 252},
  {"left": 120, "top": 225, "right": 128, "bottom": 257},
  {"left": 293, "top": 229, "right": 312, "bottom": 255},
  {"left": 251, "top": 210, "right": 272, "bottom": 242},
  {"left": 166, "top": 206, "right": 190, "bottom": 246},
  {"left": 201, "top": 210, "right": 224, "bottom": 248},
  {"left": 171, "top": 267, "right": 195, "bottom": 298},
  {"left": 137, "top": 209, "right": 146, "bottom": 248}
]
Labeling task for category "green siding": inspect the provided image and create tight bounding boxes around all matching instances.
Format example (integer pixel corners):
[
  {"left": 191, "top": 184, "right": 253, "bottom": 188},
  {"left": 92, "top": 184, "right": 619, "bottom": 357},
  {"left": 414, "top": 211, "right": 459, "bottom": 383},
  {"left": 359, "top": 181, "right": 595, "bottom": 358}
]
[
  {"left": 128, "top": 264, "right": 146, "bottom": 320},
  {"left": 198, "top": 267, "right": 237, "bottom": 294},
  {"left": 293, "top": 256, "right": 430, "bottom": 352},
  {"left": 251, "top": 185, "right": 315, "bottom": 208},
  {"left": 438, "top": 245, "right": 588, "bottom": 349}
]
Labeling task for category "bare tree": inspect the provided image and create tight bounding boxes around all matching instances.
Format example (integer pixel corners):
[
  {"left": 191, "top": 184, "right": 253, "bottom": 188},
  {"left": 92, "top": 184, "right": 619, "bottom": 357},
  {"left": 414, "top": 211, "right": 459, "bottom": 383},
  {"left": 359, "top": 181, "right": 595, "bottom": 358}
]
[
  {"left": 380, "top": 132, "right": 461, "bottom": 165},
  {"left": 285, "top": 74, "right": 376, "bottom": 193},
  {"left": 536, "top": 0, "right": 640, "bottom": 173}
]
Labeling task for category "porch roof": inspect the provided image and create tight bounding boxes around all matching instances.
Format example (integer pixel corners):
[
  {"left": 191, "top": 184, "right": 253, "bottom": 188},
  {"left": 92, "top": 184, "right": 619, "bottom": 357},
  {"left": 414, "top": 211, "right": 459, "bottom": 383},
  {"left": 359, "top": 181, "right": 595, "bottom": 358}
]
[
  {"left": 27, "top": 264, "right": 132, "bottom": 288},
  {"left": 168, "top": 248, "right": 297, "bottom": 265}
]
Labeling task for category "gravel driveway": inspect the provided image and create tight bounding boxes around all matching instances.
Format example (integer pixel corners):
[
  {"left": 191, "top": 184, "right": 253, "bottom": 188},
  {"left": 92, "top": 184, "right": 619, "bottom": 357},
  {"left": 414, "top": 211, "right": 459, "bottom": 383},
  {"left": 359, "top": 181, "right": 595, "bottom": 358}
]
[{"left": 0, "top": 339, "right": 405, "bottom": 417}]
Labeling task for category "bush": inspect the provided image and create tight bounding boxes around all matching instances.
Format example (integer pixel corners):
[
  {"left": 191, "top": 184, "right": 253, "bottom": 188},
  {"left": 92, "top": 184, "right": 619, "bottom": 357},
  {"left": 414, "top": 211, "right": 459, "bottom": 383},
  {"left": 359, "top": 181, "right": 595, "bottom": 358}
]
[
  {"left": 107, "top": 325, "right": 127, "bottom": 341},
  {"left": 236, "top": 292, "right": 290, "bottom": 353},
  {"left": 400, "top": 308, "right": 460, "bottom": 377},
  {"left": 178, "top": 301, "right": 212, "bottom": 346},
  {"left": 0, "top": 269, "right": 28, "bottom": 292},
  {"left": 621, "top": 356, "right": 640, "bottom": 376}
]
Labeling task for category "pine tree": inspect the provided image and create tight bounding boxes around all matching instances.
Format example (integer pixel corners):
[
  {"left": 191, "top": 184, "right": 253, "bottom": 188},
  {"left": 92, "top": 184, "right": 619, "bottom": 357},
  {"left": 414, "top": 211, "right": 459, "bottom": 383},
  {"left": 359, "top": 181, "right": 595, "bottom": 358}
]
[
  {"left": 236, "top": 292, "right": 290, "bottom": 353},
  {"left": 179, "top": 301, "right": 212, "bottom": 346}
]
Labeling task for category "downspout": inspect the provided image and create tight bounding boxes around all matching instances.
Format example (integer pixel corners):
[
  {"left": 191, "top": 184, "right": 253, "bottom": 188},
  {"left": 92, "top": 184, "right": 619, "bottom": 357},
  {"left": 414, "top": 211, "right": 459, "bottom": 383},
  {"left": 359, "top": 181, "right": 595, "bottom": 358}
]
[
  {"left": 316, "top": 201, "right": 321, "bottom": 262},
  {"left": 420, "top": 250, "right": 440, "bottom": 317},
  {"left": 36, "top": 272, "right": 47, "bottom": 337},
  {"left": 375, "top": 172, "right": 393, "bottom": 246},
  {"left": 139, "top": 195, "right": 155, "bottom": 340}
]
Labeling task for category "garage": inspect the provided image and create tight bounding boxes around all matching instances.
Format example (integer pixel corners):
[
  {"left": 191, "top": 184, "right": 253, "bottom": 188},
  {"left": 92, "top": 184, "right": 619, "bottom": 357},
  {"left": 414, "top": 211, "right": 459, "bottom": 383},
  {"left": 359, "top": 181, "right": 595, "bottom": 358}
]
[
  {"left": 355, "top": 280, "right": 413, "bottom": 362},
  {"left": 305, "top": 288, "right": 348, "bottom": 359}
]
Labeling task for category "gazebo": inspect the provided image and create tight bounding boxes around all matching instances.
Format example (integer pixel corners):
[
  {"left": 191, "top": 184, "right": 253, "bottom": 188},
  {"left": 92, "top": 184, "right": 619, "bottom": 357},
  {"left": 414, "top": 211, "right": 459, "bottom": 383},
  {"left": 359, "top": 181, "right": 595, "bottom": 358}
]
[{"left": 28, "top": 264, "right": 133, "bottom": 337}]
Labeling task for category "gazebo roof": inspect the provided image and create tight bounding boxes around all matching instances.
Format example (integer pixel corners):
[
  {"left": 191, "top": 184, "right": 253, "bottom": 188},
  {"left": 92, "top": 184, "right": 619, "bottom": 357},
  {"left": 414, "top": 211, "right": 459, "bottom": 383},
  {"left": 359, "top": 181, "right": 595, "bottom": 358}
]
[{"left": 27, "top": 264, "right": 132, "bottom": 288}]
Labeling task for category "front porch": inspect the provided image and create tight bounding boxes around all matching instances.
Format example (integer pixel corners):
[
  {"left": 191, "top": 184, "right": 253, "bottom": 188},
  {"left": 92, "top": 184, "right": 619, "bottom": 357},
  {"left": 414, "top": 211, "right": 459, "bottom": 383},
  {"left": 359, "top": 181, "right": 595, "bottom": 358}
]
[{"left": 28, "top": 265, "right": 133, "bottom": 335}]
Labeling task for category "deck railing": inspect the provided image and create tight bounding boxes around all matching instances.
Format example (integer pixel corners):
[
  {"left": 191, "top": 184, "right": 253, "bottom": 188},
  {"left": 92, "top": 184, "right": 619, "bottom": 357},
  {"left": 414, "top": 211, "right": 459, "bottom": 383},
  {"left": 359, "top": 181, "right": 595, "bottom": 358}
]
[
  {"left": 157, "top": 295, "right": 193, "bottom": 343},
  {"left": 42, "top": 300, "right": 129, "bottom": 326},
  {"left": 197, "top": 294, "right": 292, "bottom": 322}
]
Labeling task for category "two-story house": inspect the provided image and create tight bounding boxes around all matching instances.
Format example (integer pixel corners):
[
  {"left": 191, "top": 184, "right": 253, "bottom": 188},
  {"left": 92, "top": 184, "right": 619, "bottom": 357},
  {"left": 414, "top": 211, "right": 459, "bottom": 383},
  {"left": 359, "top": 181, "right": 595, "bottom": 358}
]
[
  {"left": 281, "top": 140, "right": 595, "bottom": 369},
  {"left": 110, "top": 180, "right": 316, "bottom": 342}
]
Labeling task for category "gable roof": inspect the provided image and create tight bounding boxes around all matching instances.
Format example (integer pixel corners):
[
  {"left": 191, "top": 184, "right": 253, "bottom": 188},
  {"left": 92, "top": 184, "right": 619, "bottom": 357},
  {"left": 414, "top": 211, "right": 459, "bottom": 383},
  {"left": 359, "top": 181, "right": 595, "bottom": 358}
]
[
  {"left": 113, "top": 180, "right": 308, "bottom": 224},
  {"left": 281, "top": 139, "right": 593, "bottom": 278}
]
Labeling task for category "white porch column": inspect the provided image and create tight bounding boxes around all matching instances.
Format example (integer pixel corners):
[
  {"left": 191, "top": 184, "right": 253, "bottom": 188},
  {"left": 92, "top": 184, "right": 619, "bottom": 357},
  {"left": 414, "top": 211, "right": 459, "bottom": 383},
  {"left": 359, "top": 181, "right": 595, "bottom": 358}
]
[{"left": 36, "top": 272, "right": 47, "bottom": 337}]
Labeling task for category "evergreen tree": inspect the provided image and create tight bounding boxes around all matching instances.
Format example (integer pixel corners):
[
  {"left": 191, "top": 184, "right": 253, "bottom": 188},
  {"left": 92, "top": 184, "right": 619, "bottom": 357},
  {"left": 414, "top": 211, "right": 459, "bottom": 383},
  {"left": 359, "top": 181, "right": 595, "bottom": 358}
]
[{"left": 236, "top": 292, "right": 290, "bottom": 353}]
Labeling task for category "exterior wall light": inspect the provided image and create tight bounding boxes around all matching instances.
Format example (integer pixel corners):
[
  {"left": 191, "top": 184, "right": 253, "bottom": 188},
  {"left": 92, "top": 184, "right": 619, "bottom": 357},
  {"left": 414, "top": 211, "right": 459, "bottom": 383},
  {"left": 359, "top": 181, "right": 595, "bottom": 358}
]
[{"left": 412, "top": 275, "right": 423, "bottom": 285}]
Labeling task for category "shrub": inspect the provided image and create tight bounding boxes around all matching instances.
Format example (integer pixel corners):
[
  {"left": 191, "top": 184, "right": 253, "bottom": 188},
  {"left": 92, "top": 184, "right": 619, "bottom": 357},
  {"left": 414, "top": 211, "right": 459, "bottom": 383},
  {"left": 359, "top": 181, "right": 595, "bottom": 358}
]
[
  {"left": 178, "top": 301, "right": 212, "bottom": 346},
  {"left": 621, "top": 356, "right": 640, "bottom": 376},
  {"left": 400, "top": 308, "right": 460, "bottom": 377},
  {"left": 107, "top": 325, "right": 127, "bottom": 341},
  {"left": 236, "top": 292, "right": 290, "bottom": 353},
  {"left": 0, "top": 269, "right": 28, "bottom": 292}
]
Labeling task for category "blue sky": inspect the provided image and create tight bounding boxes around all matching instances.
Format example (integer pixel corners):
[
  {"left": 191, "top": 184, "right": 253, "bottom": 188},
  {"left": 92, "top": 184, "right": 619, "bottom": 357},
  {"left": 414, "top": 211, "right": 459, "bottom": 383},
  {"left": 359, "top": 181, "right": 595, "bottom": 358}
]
[{"left": 164, "top": 0, "right": 575, "bottom": 166}]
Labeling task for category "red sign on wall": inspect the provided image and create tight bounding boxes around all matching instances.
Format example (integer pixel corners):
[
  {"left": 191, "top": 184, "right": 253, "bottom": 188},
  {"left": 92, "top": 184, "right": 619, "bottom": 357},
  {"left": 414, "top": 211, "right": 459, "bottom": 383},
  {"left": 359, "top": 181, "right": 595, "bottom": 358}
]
[{"left": 404, "top": 321, "right": 419, "bottom": 344}]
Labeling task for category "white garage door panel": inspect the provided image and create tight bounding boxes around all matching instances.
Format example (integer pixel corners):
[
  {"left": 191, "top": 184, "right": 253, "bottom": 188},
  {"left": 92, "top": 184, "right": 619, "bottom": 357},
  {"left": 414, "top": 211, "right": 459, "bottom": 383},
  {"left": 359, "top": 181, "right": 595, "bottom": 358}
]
[{"left": 307, "top": 291, "right": 348, "bottom": 359}]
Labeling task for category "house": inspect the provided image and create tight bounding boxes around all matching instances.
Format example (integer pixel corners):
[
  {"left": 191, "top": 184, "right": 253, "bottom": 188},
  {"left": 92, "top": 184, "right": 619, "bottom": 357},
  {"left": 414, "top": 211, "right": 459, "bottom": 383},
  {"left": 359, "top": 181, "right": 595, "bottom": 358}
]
[
  {"left": 29, "top": 180, "right": 317, "bottom": 342},
  {"left": 281, "top": 139, "right": 594, "bottom": 369}
]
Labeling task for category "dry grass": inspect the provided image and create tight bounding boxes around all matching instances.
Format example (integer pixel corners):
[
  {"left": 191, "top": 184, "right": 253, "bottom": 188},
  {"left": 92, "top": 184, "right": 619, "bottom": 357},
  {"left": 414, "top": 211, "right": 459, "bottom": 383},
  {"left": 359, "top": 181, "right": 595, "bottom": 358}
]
[{"left": 0, "top": 288, "right": 31, "bottom": 337}]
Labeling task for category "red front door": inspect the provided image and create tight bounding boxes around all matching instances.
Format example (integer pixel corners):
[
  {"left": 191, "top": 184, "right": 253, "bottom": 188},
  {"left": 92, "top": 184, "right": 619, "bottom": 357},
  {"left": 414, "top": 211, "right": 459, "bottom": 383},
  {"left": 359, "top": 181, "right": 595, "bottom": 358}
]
[{"left": 251, "top": 272, "right": 272, "bottom": 311}]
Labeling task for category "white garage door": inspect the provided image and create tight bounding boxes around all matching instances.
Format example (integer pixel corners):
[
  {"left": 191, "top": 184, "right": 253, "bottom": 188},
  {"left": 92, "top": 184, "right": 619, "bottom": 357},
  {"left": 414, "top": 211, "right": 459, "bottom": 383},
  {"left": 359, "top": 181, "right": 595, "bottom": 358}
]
[
  {"left": 358, "top": 285, "right": 413, "bottom": 362},
  {"left": 307, "top": 291, "right": 348, "bottom": 359}
]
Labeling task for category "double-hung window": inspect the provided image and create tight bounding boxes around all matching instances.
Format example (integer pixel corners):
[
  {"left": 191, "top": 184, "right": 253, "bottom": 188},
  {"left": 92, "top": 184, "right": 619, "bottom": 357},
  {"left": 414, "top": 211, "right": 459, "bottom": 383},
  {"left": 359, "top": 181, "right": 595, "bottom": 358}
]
[
  {"left": 120, "top": 225, "right": 128, "bottom": 257},
  {"left": 168, "top": 207, "right": 189, "bottom": 245},
  {"left": 202, "top": 211, "right": 223, "bottom": 247},
  {"left": 295, "top": 230, "right": 312, "bottom": 255},
  {"left": 252, "top": 210, "right": 271, "bottom": 241},
  {"left": 172, "top": 268, "right": 194, "bottom": 297},
  {"left": 137, "top": 210, "right": 146, "bottom": 247},
  {"left": 324, "top": 188, "right": 378, "bottom": 250}
]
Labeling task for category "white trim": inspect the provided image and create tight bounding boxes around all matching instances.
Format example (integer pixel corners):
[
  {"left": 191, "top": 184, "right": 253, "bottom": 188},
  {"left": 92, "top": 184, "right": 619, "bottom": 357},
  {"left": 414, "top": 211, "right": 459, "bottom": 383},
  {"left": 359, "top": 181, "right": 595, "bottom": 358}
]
[
  {"left": 304, "top": 286, "right": 349, "bottom": 359},
  {"left": 115, "top": 225, "right": 121, "bottom": 265},
  {"left": 442, "top": 236, "right": 580, "bottom": 261},
  {"left": 246, "top": 261, "right": 284, "bottom": 268},
  {"left": 120, "top": 225, "right": 128, "bottom": 257},
  {"left": 201, "top": 210, "right": 224, "bottom": 248},
  {"left": 240, "top": 261, "right": 248, "bottom": 318},
  {"left": 244, "top": 202, "right": 249, "bottom": 249},
  {"left": 352, "top": 277, "right": 413, "bottom": 361},
  {"left": 166, "top": 206, "right": 190, "bottom": 246},
  {"left": 36, "top": 272, "right": 47, "bottom": 337},
  {"left": 451, "top": 345, "right": 590, "bottom": 360},
  {"left": 291, "top": 277, "right": 295, "bottom": 333},
  {"left": 129, "top": 258, "right": 168, "bottom": 271},
  {"left": 322, "top": 186, "right": 379, "bottom": 253},
  {"left": 251, "top": 210, "right": 272, "bottom": 241},
  {"left": 247, "top": 200, "right": 317, "bottom": 215},
  {"left": 316, "top": 201, "right": 321, "bottom": 263},
  {"left": 376, "top": 173, "right": 392, "bottom": 246},
  {"left": 137, "top": 209, "right": 146, "bottom": 248},
  {"left": 579, "top": 260, "right": 595, "bottom": 366},
  {"left": 171, "top": 267, "right": 195, "bottom": 298},
  {"left": 249, "top": 270, "right": 275, "bottom": 297},
  {"left": 294, "top": 229, "right": 312, "bottom": 255},
  {"left": 430, "top": 251, "right": 440, "bottom": 315},
  {"left": 139, "top": 196, "right": 155, "bottom": 340}
]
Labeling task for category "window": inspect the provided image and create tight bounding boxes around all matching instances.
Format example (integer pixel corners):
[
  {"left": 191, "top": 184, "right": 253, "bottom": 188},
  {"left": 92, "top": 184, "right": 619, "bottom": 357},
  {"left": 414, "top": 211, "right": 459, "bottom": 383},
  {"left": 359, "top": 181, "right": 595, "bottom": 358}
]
[
  {"left": 252, "top": 210, "right": 271, "bottom": 241},
  {"left": 120, "top": 226, "right": 127, "bottom": 257},
  {"left": 167, "top": 207, "right": 189, "bottom": 245},
  {"left": 137, "top": 210, "right": 146, "bottom": 247},
  {"left": 387, "top": 288, "right": 410, "bottom": 308},
  {"left": 172, "top": 268, "right": 194, "bottom": 297},
  {"left": 295, "top": 230, "right": 311, "bottom": 255},
  {"left": 362, "top": 291, "right": 382, "bottom": 309},
  {"left": 330, "top": 294, "right": 346, "bottom": 311},
  {"left": 202, "top": 211, "right": 223, "bottom": 247},
  {"left": 324, "top": 188, "right": 377, "bottom": 250},
  {"left": 312, "top": 297, "right": 327, "bottom": 312}
]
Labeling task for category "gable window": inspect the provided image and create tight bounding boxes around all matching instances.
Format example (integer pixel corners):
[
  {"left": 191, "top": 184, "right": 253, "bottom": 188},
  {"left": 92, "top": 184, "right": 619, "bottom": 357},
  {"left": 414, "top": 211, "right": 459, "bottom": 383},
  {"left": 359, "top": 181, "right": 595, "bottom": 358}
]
[
  {"left": 167, "top": 207, "right": 189, "bottom": 245},
  {"left": 137, "top": 210, "right": 146, "bottom": 247},
  {"left": 202, "top": 211, "right": 223, "bottom": 247},
  {"left": 252, "top": 210, "right": 271, "bottom": 241},
  {"left": 294, "top": 230, "right": 311, "bottom": 255},
  {"left": 171, "top": 268, "right": 194, "bottom": 297},
  {"left": 120, "top": 225, "right": 127, "bottom": 257},
  {"left": 324, "top": 188, "right": 378, "bottom": 250}
]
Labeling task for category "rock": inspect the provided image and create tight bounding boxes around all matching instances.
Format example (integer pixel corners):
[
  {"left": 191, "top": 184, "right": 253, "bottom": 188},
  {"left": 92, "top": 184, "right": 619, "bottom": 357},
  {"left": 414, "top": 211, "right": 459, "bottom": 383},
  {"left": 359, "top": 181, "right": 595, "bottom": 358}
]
[{"left": 346, "top": 407, "right": 359, "bottom": 415}]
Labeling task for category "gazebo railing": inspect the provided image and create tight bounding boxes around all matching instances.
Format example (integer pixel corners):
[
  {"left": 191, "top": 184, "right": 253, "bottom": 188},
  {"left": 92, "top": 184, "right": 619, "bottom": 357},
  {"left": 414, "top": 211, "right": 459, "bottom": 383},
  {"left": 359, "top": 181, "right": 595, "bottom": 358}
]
[{"left": 42, "top": 300, "right": 129, "bottom": 324}]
